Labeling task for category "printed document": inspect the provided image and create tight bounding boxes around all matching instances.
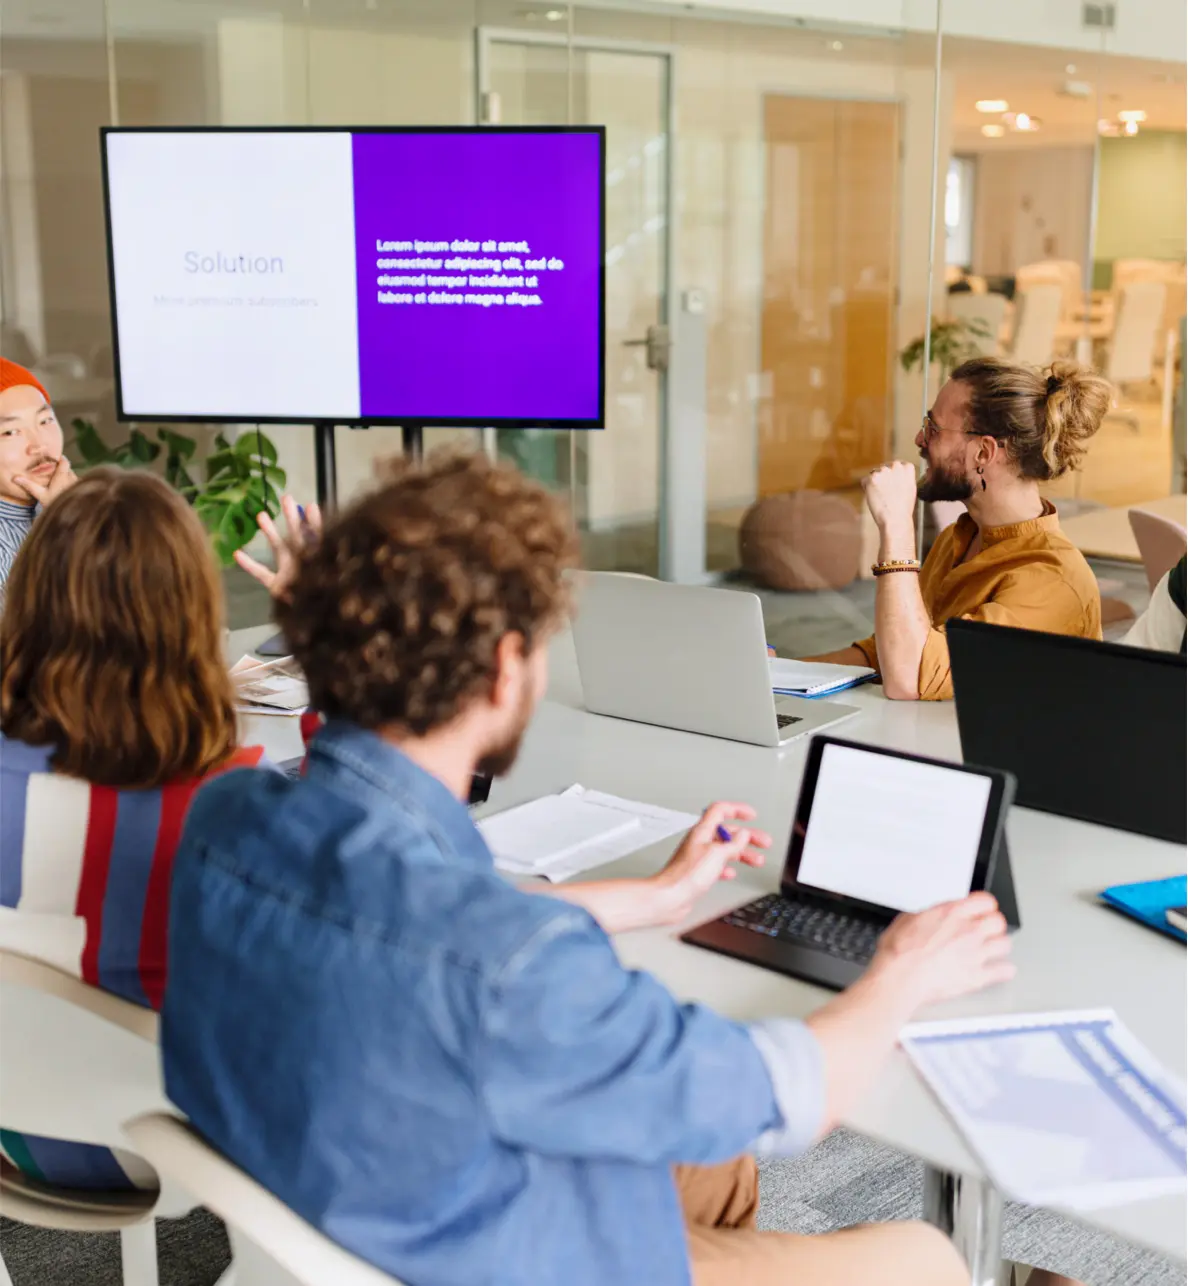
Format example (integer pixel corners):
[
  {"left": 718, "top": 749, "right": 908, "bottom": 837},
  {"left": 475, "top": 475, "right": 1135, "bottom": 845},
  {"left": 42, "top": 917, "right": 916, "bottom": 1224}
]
[
  {"left": 481, "top": 785, "right": 699, "bottom": 882},
  {"left": 902, "top": 1009, "right": 1187, "bottom": 1210},
  {"left": 231, "top": 654, "right": 309, "bottom": 714}
]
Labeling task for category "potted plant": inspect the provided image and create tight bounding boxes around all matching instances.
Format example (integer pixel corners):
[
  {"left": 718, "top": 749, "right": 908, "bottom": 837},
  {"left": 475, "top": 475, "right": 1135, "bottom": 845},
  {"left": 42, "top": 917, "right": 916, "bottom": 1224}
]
[
  {"left": 69, "top": 421, "right": 285, "bottom": 565},
  {"left": 899, "top": 316, "right": 992, "bottom": 382}
]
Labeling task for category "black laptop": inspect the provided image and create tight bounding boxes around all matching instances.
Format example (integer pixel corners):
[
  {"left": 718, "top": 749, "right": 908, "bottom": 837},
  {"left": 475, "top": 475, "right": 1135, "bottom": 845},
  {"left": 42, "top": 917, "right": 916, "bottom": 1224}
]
[
  {"left": 948, "top": 619, "right": 1187, "bottom": 844},
  {"left": 682, "top": 736, "right": 1016, "bottom": 990}
]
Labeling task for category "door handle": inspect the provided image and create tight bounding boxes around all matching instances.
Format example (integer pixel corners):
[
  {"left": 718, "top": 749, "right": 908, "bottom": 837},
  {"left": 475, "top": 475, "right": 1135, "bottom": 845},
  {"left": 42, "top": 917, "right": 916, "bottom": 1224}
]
[{"left": 623, "top": 323, "right": 671, "bottom": 372}]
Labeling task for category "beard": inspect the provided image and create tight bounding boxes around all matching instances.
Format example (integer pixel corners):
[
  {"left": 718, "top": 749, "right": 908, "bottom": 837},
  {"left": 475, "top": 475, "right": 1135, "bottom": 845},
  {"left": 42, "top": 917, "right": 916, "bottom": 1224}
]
[
  {"left": 916, "top": 456, "right": 974, "bottom": 504},
  {"left": 476, "top": 683, "right": 535, "bottom": 779}
]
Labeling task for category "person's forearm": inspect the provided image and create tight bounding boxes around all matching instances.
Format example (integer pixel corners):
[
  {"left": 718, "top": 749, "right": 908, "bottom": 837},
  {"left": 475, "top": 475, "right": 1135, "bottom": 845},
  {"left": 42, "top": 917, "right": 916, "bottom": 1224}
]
[
  {"left": 804, "top": 958, "right": 925, "bottom": 1134},
  {"left": 528, "top": 877, "right": 682, "bottom": 934},
  {"left": 801, "top": 645, "right": 871, "bottom": 666},
  {"left": 873, "top": 521, "right": 930, "bottom": 700}
]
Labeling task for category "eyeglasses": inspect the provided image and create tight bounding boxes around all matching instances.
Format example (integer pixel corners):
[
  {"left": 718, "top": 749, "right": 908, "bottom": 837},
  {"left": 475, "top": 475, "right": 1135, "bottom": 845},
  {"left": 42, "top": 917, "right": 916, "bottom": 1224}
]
[
  {"left": 921, "top": 412, "right": 992, "bottom": 444},
  {"left": 922, "top": 412, "right": 966, "bottom": 443}
]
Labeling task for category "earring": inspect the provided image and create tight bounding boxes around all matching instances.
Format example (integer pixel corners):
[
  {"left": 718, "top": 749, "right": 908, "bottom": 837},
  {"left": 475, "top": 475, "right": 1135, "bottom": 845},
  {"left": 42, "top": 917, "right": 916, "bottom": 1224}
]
[{"left": 976, "top": 465, "right": 986, "bottom": 492}]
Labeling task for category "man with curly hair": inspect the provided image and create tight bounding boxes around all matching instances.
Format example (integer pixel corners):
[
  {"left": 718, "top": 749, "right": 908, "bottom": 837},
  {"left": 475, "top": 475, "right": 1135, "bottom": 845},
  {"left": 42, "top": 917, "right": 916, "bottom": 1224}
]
[{"left": 164, "top": 452, "right": 1010, "bottom": 1286}]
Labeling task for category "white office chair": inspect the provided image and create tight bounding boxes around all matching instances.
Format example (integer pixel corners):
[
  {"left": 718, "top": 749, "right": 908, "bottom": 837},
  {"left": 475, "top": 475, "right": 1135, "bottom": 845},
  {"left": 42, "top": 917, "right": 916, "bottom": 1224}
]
[
  {"left": 948, "top": 293, "right": 1007, "bottom": 356},
  {"left": 1110, "top": 258, "right": 1175, "bottom": 292},
  {"left": 0, "top": 951, "right": 191, "bottom": 1286},
  {"left": 1107, "top": 280, "right": 1168, "bottom": 388},
  {"left": 1129, "top": 508, "right": 1188, "bottom": 593},
  {"left": 1015, "top": 260, "right": 1082, "bottom": 324},
  {"left": 126, "top": 1114, "right": 407, "bottom": 1286},
  {"left": 1009, "top": 283, "right": 1062, "bottom": 368}
]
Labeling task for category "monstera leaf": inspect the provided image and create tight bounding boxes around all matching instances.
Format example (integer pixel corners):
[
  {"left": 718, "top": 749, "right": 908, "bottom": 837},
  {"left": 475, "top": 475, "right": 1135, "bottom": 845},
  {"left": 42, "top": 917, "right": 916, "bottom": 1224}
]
[{"left": 68, "top": 421, "right": 285, "bottom": 566}]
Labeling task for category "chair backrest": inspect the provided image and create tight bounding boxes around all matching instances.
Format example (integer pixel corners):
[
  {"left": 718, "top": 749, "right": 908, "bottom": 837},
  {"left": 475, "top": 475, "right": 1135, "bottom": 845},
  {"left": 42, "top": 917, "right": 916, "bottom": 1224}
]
[
  {"left": 1015, "top": 260, "right": 1081, "bottom": 319},
  {"left": 1108, "top": 280, "right": 1167, "bottom": 385},
  {"left": 947, "top": 292, "right": 1006, "bottom": 356},
  {"left": 0, "top": 951, "right": 165, "bottom": 1149},
  {"left": 1111, "top": 258, "right": 1177, "bottom": 292},
  {"left": 126, "top": 1114, "right": 406, "bottom": 1286},
  {"left": 1162, "top": 269, "right": 1187, "bottom": 338},
  {"left": 1129, "top": 508, "right": 1188, "bottom": 592},
  {"left": 1009, "top": 283, "right": 1063, "bottom": 367}
]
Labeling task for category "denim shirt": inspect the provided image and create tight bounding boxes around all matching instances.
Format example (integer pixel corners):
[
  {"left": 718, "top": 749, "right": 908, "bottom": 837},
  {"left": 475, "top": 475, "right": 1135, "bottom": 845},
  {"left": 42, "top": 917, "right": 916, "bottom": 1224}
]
[{"left": 163, "top": 722, "right": 824, "bottom": 1286}]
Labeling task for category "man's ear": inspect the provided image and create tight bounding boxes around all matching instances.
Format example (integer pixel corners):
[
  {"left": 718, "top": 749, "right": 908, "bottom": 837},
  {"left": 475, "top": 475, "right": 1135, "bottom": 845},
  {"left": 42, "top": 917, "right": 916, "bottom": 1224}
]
[
  {"left": 491, "top": 632, "right": 527, "bottom": 709},
  {"left": 975, "top": 435, "right": 1000, "bottom": 469}
]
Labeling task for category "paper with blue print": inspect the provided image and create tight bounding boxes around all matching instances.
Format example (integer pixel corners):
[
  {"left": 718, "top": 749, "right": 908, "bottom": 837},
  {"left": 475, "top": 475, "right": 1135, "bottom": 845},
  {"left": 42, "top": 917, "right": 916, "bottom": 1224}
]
[{"left": 902, "top": 1009, "right": 1186, "bottom": 1210}]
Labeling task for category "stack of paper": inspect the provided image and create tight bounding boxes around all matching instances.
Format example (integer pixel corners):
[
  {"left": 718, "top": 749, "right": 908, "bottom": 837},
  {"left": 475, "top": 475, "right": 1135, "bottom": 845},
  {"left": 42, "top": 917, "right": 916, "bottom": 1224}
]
[
  {"left": 902, "top": 1009, "right": 1187, "bottom": 1210},
  {"left": 231, "top": 654, "right": 309, "bottom": 716},
  {"left": 480, "top": 785, "right": 699, "bottom": 882},
  {"left": 770, "top": 658, "right": 875, "bottom": 698}
]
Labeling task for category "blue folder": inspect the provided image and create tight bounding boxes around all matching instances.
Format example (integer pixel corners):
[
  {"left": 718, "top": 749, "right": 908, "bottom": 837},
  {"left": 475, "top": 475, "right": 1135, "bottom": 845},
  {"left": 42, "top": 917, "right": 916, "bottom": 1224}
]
[{"left": 1099, "top": 875, "right": 1187, "bottom": 943}]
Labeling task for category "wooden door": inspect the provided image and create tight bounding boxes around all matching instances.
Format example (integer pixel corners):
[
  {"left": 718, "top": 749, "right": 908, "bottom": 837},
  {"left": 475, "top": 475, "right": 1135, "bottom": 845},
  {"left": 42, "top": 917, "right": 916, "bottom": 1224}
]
[{"left": 759, "top": 96, "right": 900, "bottom": 495}]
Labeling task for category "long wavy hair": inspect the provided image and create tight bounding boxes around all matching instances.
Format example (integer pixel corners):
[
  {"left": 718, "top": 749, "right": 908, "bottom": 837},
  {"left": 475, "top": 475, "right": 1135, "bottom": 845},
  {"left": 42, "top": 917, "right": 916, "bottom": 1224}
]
[{"left": 1, "top": 468, "right": 238, "bottom": 787}]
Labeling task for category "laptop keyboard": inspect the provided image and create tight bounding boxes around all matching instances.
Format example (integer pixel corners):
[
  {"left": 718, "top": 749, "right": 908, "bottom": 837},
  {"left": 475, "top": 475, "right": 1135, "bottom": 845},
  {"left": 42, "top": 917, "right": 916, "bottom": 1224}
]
[
  {"left": 722, "top": 893, "right": 882, "bottom": 963},
  {"left": 776, "top": 713, "right": 805, "bottom": 730}
]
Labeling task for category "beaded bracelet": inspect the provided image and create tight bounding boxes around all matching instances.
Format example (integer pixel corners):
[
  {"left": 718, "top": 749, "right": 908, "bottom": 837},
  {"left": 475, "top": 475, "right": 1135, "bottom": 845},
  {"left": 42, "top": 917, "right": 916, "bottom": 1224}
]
[{"left": 871, "top": 559, "right": 921, "bottom": 576}]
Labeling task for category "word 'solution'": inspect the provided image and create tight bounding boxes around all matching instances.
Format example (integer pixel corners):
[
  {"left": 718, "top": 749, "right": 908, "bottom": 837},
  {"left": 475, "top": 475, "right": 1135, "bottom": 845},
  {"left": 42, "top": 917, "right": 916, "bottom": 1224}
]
[{"left": 184, "top": 251, "right": 284, "bottom": 275}]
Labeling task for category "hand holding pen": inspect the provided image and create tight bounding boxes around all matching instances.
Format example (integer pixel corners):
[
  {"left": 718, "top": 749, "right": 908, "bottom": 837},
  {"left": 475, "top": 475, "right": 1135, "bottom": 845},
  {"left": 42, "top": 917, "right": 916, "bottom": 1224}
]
[{"left": 650, "top": 803, "right": 770, "bottom": 925}]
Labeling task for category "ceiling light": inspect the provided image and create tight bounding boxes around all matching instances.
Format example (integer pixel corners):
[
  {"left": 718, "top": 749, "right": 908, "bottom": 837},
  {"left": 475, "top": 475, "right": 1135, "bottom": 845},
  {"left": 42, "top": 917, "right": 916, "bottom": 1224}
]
[
  {"left": 543, "top": 7, "right": 566, "bottom": 18},
  {"left": 1117, "top": 109, "right": 1147, "bottom": 123},
  {"left": 981, "top": 124, "right": 1006, "bottom": 138},
  {"left": 1065, "top": 63, "right": 1078, "bottom": 74},
  {"left": 1123, "top": 120, "right": 1140, "bottom": 135},
  {"left": 975, "top": 99, "right": 1009, "bottom": 113},
  {"left": 826, "top": 39, "right": 844, "bottom": 51}
]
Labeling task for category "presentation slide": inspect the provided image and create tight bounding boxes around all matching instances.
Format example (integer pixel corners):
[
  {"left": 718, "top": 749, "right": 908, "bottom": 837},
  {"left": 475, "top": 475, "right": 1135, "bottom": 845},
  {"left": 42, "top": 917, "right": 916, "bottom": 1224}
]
[{"left": 103, "top": 129, "right": 603, "bottom": 424}]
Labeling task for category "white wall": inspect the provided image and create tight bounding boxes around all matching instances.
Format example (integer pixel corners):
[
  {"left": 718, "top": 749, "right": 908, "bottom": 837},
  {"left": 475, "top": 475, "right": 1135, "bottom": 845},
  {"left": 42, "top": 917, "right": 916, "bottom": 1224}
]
[
  {"left": 0, "top": 73, "right": 45, "bottom": 356},
  {"left": 970, "top": 146, "right": 1095, "bottom": 278}
]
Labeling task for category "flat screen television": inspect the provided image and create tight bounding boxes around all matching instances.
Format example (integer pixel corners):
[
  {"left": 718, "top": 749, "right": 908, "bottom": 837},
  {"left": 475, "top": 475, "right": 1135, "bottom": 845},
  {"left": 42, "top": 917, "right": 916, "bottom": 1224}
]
[{"left": 100, "top": 126, "right": 606, "bottom": 428}]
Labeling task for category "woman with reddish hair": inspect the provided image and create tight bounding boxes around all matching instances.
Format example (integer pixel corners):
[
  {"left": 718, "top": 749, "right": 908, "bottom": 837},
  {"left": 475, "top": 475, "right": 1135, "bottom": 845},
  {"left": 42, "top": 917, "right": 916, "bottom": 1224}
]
[{"left": 0, "top": 467, "right": 263, "bottom": 1189}]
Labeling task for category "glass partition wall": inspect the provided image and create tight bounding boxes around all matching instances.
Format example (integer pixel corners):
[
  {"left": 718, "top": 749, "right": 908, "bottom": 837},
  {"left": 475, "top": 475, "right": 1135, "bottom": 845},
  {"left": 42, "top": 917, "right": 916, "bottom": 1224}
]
[{"left": 1, "top": 0, "right": 1183, "bottom": 636}]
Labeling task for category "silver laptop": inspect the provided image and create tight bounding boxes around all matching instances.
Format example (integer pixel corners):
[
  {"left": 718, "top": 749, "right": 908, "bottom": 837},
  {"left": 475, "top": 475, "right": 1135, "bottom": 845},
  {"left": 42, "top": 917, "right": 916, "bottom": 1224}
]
[{"left": 572, "top": 574, "right": 860, "bottom": 748}]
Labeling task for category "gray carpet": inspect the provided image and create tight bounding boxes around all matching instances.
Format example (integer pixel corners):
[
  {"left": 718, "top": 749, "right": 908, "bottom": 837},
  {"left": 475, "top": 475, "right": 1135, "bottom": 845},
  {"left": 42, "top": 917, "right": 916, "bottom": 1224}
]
[
  {"left": 0, "top": 1208, "right": 229, "bottom": 1286},
  {"left": 759, "top": 1129, "right": 1185, "bottom": 1286}
]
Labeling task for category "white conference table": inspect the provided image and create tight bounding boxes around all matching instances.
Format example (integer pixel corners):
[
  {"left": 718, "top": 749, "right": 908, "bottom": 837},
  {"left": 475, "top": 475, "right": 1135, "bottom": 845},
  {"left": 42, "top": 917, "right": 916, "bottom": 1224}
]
[{"left": 232, "top": 624, "right": 1187, "bottom": 1279}]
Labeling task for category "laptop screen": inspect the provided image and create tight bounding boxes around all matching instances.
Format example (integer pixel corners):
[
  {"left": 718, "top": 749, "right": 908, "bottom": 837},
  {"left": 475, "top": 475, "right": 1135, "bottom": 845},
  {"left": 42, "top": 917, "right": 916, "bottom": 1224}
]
[{"left": 795, "top": 742, "right": 993, "bottom": 914}]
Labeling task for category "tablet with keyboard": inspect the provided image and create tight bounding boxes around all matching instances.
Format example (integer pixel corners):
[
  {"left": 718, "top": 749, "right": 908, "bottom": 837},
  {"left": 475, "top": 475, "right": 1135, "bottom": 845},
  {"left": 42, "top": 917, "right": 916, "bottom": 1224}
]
[{"left": 682, "top": 736, "right": 1016, "bottom": 990}]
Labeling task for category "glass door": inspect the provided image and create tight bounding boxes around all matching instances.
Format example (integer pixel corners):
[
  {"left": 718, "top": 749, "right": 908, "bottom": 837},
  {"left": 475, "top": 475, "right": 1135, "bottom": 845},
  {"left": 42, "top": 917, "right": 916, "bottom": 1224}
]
[{"left": 477, "top": 29, "right": 672, "bottom": 575}]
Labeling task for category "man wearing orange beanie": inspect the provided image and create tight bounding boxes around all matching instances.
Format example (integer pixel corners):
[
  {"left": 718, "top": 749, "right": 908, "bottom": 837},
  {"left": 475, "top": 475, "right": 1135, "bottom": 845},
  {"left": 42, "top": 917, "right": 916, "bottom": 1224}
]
[{"left": 0, "top": 357, "right": 76, "bottom": 591}]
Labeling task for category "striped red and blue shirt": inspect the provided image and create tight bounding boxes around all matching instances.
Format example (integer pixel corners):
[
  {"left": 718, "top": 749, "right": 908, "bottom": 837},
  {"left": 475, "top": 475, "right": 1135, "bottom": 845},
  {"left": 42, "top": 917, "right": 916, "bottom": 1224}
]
[{"left": 0, "top": 733, "right": 264, "bottom": 1189}]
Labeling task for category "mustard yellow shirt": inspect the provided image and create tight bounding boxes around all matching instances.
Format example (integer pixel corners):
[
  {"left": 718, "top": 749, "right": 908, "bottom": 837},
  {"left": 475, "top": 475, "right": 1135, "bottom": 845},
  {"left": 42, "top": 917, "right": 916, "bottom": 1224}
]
[{"left": 854, "top": 501, "right": 1102, "bottom": 701}]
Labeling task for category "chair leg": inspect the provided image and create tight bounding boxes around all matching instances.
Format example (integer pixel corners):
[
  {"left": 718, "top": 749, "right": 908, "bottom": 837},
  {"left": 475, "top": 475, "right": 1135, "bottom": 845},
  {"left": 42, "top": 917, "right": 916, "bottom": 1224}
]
[{"left": 119, "top": 1220, "right": 160, "bottom": 1286}]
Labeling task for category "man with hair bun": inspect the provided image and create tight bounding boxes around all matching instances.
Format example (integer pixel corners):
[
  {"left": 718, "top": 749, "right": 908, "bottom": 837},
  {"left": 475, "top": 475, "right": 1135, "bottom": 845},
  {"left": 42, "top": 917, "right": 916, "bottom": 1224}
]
[{"left": 807, "top": 358, "right": 1112, "bottom": 701}]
